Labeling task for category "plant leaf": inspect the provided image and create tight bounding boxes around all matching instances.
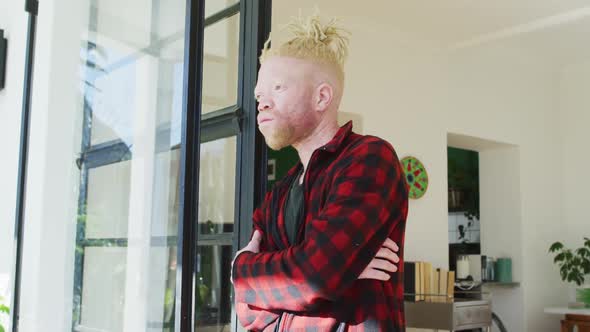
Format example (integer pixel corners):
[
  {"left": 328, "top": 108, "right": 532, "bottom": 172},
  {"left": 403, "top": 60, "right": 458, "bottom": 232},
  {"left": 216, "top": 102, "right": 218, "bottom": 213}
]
[
  {"left": 561, "top": 270, "right": 567, "bottom": 280},
  {"left": 549, "top": 242, "right": 564, "bottom": 253},
  {"left": 569, "top": 270, "right": 580, "bottom": 282},
  {"left": 572, "top": 257, "right": 581, "bottom": 266},
  {"left": 577, "top": 247, "right": 590, "bottom": 258},
  {"left": 554, "top": 252, "right": 565, "bottom": 263}
]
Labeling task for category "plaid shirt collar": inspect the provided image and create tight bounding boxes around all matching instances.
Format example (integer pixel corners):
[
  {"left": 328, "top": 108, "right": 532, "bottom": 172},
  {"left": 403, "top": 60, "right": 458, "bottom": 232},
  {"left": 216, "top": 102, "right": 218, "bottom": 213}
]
[
  {"left": 281, "top": 121, "right": 354, "bottom": 183},
  {"left": 323, "top": 120, "right": 353, "bottom": 153}
]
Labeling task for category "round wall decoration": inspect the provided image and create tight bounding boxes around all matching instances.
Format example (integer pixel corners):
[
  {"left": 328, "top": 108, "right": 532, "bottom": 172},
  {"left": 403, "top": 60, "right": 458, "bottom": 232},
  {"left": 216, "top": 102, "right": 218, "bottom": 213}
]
[{"left": 401, "top": 156, "right": 429, "bottom": 199}]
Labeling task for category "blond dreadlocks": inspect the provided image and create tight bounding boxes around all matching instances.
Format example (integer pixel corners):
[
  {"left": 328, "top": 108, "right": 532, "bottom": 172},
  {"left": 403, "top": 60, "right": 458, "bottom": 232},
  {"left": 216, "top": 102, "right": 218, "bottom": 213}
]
[{"left": 260, "top": 12, "right": 350, "bottom": 84}]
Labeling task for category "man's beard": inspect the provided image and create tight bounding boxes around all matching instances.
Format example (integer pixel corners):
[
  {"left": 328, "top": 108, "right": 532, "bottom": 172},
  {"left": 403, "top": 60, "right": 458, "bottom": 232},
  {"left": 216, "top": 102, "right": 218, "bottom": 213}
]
[{"left": 261, "top": 123, "right": 295, "bottom": 151}]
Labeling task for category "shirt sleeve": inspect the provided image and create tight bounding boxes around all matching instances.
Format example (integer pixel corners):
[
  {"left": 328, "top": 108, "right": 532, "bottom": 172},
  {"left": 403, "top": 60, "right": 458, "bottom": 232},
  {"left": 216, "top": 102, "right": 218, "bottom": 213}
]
[
  {"left": 234, "top": 191, "right": 282, "bottom": 331},
  {"left": 235, "top": 302, "right": 280, "bottom": 331},
  {"left": 232, "top": 140, "right": 408, "bottom": 312}
]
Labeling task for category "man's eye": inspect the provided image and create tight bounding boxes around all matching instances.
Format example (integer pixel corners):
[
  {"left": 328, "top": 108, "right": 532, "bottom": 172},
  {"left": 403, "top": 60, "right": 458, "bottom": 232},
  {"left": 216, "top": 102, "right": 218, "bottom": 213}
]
[{"left": 274, "top": 84, "right": 282, "bottom": 90}]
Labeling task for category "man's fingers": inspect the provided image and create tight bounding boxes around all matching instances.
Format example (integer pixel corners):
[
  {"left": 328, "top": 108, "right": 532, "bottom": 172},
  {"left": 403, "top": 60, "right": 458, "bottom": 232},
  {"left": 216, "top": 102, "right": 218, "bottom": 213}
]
[
  {"left": 358, "top": 268, "right": 391, "bottom": 281},
  {"left": 382, "top": 238, "right": 399, "bottom": 252},
  {"left": 252, "top": 230, "right": 262, "bottom": 243},
  {"left": 369, "top": 258, "right": 398, "bottom": 273},
  {"left": 245, "top": 230, "right": 261, "bottom": 253},
  {"left": 374, "top": 247, "right": 400, "bottom": 264},
  {"left": 232, "top": 231, "right": 265, "bottom": 283}
]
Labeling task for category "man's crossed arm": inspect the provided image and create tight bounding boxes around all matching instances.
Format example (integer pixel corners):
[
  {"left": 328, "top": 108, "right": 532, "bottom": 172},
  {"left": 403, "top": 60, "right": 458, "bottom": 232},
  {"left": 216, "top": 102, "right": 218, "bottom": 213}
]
[
  {"left": 234, "top": 230, "right": 400, "bottom": 282},
  {"left": 231, "top": 231, "right": 400, "bottom": 331}
]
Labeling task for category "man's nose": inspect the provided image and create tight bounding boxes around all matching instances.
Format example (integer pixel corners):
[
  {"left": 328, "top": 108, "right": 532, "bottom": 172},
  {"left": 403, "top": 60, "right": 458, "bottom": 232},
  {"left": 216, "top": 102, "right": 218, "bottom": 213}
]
[{"left": 257, "top": 98, "right": 272, "bottom": 112}]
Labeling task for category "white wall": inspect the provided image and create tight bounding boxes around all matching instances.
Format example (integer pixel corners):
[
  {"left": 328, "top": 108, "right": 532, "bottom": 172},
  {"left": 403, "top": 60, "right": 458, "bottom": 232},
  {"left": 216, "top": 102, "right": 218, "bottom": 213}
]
[
  {"left": 480, "top": 146, "right": 524, "bottom": 332},
  {"left": 553, "top": 61, "right": 590, "bottom": 332},
  {"left": 560, "top": 60, "right": 590, "bottom": 248},
  {"left": 0, "top": 0, "right": 28, "bottom": 328},
  {"left": 270, "top": 3, "right": 573, "bottom": 332}
]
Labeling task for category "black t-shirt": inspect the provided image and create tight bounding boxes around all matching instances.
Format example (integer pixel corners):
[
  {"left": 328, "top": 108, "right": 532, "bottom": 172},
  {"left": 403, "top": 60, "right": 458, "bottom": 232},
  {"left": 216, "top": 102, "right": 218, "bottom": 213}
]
[{"left": 283, "top": 171, "right": 304, "bottom": 244}]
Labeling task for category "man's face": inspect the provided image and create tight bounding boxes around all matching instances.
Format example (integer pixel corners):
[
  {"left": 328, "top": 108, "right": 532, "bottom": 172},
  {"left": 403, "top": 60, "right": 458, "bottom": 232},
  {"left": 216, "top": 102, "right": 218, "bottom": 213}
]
[{"left": 254, "top": 56, "right": 318, "bottom": 150}]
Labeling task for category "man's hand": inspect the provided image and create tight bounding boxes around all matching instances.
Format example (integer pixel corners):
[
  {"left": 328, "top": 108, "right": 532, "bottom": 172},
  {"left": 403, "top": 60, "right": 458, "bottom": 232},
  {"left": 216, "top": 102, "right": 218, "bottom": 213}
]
[
  {"left": 231, "top": 230, "right": 262, "bottom": 283},
  {"left": 237, "top": 230, "right": 262, "bottom": 255},
  {"left": 358, "top": 238, "right": 399, "bottom": 281}
]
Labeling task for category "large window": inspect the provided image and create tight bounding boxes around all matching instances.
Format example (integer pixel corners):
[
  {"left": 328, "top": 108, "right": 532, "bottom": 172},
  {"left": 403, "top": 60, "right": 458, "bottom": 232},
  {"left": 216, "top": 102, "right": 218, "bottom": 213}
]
[
  {"left": 70, "top": 1, "right": 191, "bottom": 330},
  {"left": 12, "top": 0, "right": 270, "bottom": 331},
  {"left": 72, "top": 2, "right": 241, "bottom": 331}
]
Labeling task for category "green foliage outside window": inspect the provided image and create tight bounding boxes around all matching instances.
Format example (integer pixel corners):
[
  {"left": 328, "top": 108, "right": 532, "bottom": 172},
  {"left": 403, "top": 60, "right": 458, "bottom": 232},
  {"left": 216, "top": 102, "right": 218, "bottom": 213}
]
[{"left": 0, "top": 295, "right": 9, "bottom": 332}]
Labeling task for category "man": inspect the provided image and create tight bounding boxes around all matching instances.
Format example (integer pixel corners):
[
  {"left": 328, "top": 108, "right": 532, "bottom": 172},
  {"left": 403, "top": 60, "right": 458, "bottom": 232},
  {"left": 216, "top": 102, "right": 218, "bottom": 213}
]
[{"left": 232, "top": 14, "right": 409, "bottom": 331}]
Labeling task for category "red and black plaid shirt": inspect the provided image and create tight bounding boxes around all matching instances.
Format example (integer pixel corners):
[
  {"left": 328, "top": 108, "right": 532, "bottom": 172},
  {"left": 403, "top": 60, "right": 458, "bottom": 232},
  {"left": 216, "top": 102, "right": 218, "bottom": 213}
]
[{"left": 233, "top": 121, "right": 409, "bottom": 331}]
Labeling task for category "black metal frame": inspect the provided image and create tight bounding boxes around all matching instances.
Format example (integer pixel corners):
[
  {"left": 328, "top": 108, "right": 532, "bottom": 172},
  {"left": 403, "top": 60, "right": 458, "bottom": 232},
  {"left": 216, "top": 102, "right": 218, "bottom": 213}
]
[
  {"left": 235, "top": 0, "right": 271, "bottom": 248},
  {"left": 0, "top": 29, "right": 7, "bottom": 90},
  {"left": 174, "top": 0, "right": 205, "bottom": 330},
  {"left": 10, "top": 0, "right": 38, "bottom": 331},
  {"left": 232, "top": 2, "right": 271, "bottom": 327}
]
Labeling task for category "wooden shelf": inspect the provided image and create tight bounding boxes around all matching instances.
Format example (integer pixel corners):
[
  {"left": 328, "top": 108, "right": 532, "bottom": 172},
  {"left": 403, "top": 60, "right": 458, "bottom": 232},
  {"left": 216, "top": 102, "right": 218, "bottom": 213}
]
[
  {"left": 482, "top": 281, "right": 520, "bottom": 287},
  {"left": 449, "top": 209, "right": 467, "bottom": 214}
]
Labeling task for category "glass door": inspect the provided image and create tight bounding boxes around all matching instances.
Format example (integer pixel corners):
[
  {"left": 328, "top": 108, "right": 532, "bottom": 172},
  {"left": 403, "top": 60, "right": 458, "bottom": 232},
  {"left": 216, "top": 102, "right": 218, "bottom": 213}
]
[
  {"left": 11, "top": 0, "right": 270, "bottom": 331},
  {"left": 14, "top": 0, "right": 193, "bottom": 331}
]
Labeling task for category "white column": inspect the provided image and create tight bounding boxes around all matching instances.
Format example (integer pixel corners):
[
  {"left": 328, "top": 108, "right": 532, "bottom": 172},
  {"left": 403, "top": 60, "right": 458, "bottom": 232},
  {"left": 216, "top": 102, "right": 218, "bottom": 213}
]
[
  {"left": 18, "top": 0, "right": 88, "bottom": 331},
  {"left": 122, "top": 54, "right": 159, "bottom": 331}
]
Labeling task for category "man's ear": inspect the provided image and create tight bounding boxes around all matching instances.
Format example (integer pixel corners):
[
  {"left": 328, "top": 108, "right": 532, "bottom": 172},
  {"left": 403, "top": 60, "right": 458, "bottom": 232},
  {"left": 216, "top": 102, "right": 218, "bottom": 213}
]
[{"left": 315, "top": 83, "right": 333, "bottom": 112}]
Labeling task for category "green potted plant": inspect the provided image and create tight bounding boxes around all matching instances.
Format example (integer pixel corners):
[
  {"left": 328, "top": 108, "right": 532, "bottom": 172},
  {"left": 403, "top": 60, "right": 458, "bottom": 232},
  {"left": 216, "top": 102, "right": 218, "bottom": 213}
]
[
  {"left": 0, "top": 295, "right": 9, "bottom": 332},
  {"left": 549, "top": 237, "right": 590, "bottom": 307}
]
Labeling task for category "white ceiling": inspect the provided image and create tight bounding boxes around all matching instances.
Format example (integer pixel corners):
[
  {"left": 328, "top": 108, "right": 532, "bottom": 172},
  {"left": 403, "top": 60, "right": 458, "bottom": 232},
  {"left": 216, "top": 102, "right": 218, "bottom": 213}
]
[
  {"left": 379, "top": 1, "right": 590, "bottom": 46},
  {"left": 481, "top": 11, "right": 590, "bottom": 70},
  {"left": 283, "top": 0, "right": 590, "bottom": 70},
  {"left": 391, "top": 0, "right": 590, "bottom": 69},
  {"left": 377, "top": 1, "right": 590, "bottom": 70}
]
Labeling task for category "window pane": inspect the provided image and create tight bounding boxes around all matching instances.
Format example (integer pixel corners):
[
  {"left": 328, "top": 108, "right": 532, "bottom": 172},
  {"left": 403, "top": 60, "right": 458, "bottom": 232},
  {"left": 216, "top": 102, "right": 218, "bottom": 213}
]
[
  {"left": 205, "top": 0, "right": 239, "bottom": 18},
  {"left": 198, "top": 136, "right": 236, "bottom": 234},
  {"left": 146, "top": 245, "right": 177, "bottom": 332},
  {"left": 17, "top": 0, "right": 187, "bottom": 331},
  {"left": 79, "top": 247, "right": 127, "bottom": 331},
  {"left": 195, "top": 244, "right": 233, "bottom": 330},
  {"left": 202, "top": 14, "right": 240, "bottom": 114},
  {"left": 89, "top": 51, "right": 137, "bottom": 146},
  {"left": 85, "top": 161, "right": 131, "bottom": 239}
]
